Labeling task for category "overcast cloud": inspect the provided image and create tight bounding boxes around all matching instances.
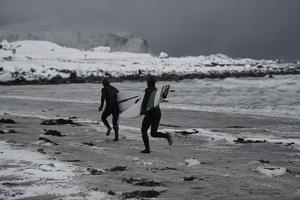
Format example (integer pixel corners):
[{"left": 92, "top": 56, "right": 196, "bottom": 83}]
[{"left": 0, "top": 0, "right": 299, "bottom": 61}]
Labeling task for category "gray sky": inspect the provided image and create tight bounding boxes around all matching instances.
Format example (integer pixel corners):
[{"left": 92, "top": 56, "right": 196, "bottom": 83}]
[{"left": 0, "top": 0, "right": 299, "bottom": 61}]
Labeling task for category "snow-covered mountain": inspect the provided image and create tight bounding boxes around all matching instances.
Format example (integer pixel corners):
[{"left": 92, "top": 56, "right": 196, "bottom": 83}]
[
  {"left": 0, "top": 30, "right": 40, "bottom": 42},
  {"left": 0, "top": 40, "right": 299, "bottom": 84},
  {"left": 0, "top": 30, "right": 150, "bottom": 53}
]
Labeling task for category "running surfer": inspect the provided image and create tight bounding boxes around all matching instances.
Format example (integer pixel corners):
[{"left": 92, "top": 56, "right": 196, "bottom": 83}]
[
  {"left": 98, "top": 78, "right": 120, "bottom": 141},
  {"left": 140, "top": 76, "right": 173, "bottom": 153}
]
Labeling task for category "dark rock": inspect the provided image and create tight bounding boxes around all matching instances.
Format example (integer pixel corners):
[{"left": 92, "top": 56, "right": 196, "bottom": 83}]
[
  {"left": 3, "top": 56, "right": 12, "bottom": 61},
  {"left": 123, "top": 178, "right": 163, "bottom": 187},
  {"left": 122, "top": 190, "right": 163, "bottom": 199},
  {"left": 259, "top": 159, "right": 270, "bottom": 164},
  {"left": 107, "top": 191, "right": 116, "bottom": 195},
  {"left": 108, "top": 165, "right": 127, "bottom": 172},
  {"left": 149, "top": 167, "right": 178, "bottom": 171},
  {"left": 87, "top": 167, "right": 105, "bottom": 175},
  {"left": 0, "top": 118, "right": 16, "bottom": 124},
  {"left": 69, "top": 71, "right": 78, "bottom": 83},
  {"left": 227, "top": 125, "right": 249, "bottom": 129},
  {"left": 48, "top": 75, "right": 67, "bottom": 84},
  {"left": 58, "top": 69, "right": 73, "bottom": 74},
  {"left": 286, "top": 169, "right": 300, "bottom": 175},
  {"left": 63, "top": 159, "right": 81, "bottom": 162},
  {"left": 234, "top": 138, "right": 266, "bottom": 144},
  {"left": 2, "top": 181, "right": 35, "bottom": 187},
  {"left": 284, "top": 142, "right": 295, "bottom": 146},
  {"left": 69, "top": 116, "right": 78, "bottom": 119},
  {"left": 38, "top": 136, "right": 58, "bottom": 145},
  {"left": 274, "top": 142, "right": 283, "bottom": 145},
  {"left": 205, "top": 62, "right": 219, "bottom": 67},
  {"left": 175, "top": 129, "right": 199, "bottom": 135},
  {"left": 41, "top": 118, "right": 79, "bottom": 126},
  {"left": 91, "top": 187, "right": 99, "bottom": 191},
  {"left": 182, "top": 176, "right": 197, "bottom": 181},
  {"left": 44, "top": 129, "right": 65, "bottom": 137},
  {"left": 37, "top": 148, "right": 46, "bottom": 154},
  {"left": 82, "top": 142, "right": 95, "bottom": 146}
]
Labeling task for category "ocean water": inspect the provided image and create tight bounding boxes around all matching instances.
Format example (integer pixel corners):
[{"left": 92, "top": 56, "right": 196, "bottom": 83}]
[
  {"left": 168, "top": 75, "right": 300, "bottom": 120},
  {"left": 1, "top": 75, "right": 299, "bottom": 146},
  {"left": 1, "top": 75, "right": 299, "bottom": 120}
]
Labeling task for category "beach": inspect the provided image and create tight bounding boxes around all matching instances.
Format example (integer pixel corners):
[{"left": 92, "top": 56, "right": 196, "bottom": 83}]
[
  {"left": 1, "top": 77, "right": 300, "bottom": 199},
  {"left": 0, "top": 109, "right": 300, "bottom": 200}
]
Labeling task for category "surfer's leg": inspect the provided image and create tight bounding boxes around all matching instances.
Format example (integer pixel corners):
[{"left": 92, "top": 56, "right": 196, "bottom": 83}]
[
  {"left": 112, "top": 107, "right": 119, "bottom": 141},
  {"left": 149, "top": 110, "right": 173, "bottom": 145},
  {"left": 149, "top": 109, "right": 163, "bottom": 138},
  {"left": 101, "top": 107, "right": 112, "bottom": 135},
  {"left": 141, "top": 115, "right": 151, "bottom": 153}
]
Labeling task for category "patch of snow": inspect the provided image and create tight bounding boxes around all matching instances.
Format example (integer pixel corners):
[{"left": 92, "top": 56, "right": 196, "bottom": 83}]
[
  {"left": 254, "top": 166, "right": 287, "bottom": 177},
  {"left": 91, "top": 46, "right": 111, "bottom": 53},
  {"left": 184, "top": 158, "right": 200, "bottom": 167},
  {"left": 0, "top": 141, "right": 109, "bottom": 200},
  {"left": 142, "top": 161, "right": 153, "bottom": 167},
  {"left": 159, "top": 52, "right": 169, "bottom": 59}
]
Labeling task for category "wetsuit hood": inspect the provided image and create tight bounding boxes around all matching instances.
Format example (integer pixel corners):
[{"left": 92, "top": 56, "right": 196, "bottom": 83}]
[
  {"left": 102, "top": 78, "right": 110, "bottom": 87},
  {"left": 146, "top": 76, "right": 156, "bottom": 87}
]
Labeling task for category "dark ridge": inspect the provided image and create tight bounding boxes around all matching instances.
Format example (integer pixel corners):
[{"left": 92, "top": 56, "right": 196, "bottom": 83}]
[{"left": 1, "top": 66, "right": 300, "bottom": 85}]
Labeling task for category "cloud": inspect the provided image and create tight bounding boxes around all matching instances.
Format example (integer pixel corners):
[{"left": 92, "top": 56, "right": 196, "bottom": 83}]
[{"left": 0, "top": 0, "right": 299, "bottom": 60}]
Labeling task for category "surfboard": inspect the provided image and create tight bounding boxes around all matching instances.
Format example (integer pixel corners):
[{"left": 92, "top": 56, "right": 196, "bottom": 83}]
[
  {"left": 117, "top": 92, "right": 139, "bottom": 113},
  {"left": 120, "top": 85, "right": 170, "bottom": 118}
]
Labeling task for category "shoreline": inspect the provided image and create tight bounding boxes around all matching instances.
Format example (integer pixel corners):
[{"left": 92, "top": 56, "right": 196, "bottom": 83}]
[{"left": 1, "top": 69, "right": 300, "bottom": 86}]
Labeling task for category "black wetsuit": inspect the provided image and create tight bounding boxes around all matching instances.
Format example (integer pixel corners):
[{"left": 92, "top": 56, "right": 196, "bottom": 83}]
[
  {"left": 141, "top": 86, "right": 168, "bottom": 152},
  {"left": 100, "top": 85, "right": 119, "bottom": 138}
]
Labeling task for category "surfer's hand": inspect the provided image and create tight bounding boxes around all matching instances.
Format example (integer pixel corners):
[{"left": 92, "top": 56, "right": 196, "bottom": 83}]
[{"left": 98, "top": 107, "right": 103, "bottom": 112}]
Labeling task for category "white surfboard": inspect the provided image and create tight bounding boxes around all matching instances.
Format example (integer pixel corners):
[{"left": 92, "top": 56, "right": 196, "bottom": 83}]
[
  {"left": 120, "top": 85, "right": 170, "bottom": 118},
  {"left": 117, "top": 92, "right": 139, "bottom": 113}
]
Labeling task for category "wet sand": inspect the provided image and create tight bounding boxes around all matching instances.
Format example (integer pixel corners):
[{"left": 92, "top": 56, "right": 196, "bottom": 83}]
[{"left": 0, "top": 110, "right": 300, "bottom": 200}]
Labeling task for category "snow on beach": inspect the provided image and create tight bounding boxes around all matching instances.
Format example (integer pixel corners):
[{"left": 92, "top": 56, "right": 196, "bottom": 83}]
[
  {"left": 0, "top": 141, "right": 109, "bottom": 200},
  {"left": 0, "top": 40, "right": 299, "bottom": 83}
]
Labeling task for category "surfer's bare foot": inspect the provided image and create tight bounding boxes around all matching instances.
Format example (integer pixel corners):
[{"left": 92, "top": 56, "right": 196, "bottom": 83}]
[
  {"left": 113, "top": 138, "right": 119, "bottom": 142},
  {"left": 140, "top": 149, "right": 150, "bottom": 153},
  {"left": 106, "top": 127, "right": 112, "bottom": 136},
  {"left": 166, "top": 133, "right": 173, "bottom": 145}
]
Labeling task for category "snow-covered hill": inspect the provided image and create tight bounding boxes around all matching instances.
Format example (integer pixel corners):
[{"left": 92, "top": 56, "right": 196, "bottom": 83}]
[
  {"left": 0, "top": 40, "right": 299, "bottom": 84},
  {"left": 0, "top": 30, "right": 150, "bottom": 53}
]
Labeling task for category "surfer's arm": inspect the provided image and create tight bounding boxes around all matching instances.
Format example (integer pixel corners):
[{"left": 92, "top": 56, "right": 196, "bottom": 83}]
[
  {"left": 141, "top": 88, "right": 150, "bottom": 114},
  {"left": 99, "top": 88, "right": 105, "bottom": 111}
]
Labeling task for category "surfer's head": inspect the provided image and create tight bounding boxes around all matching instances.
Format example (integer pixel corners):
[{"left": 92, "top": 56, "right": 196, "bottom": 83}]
[
  {"left": 102, "top": 78, "right": 110, "bottom": 87},
  {"left": 146, "top": 76, "right": 156, "bottom": 87}
]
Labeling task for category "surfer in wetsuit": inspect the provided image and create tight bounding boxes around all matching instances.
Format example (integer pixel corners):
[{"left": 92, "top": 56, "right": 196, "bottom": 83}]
[
  {"left": 140, "top": 76, "right": 173, "bottom": 153},
  {"left": 98, "top": 78, "right": 120, "bottom": 141}
]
